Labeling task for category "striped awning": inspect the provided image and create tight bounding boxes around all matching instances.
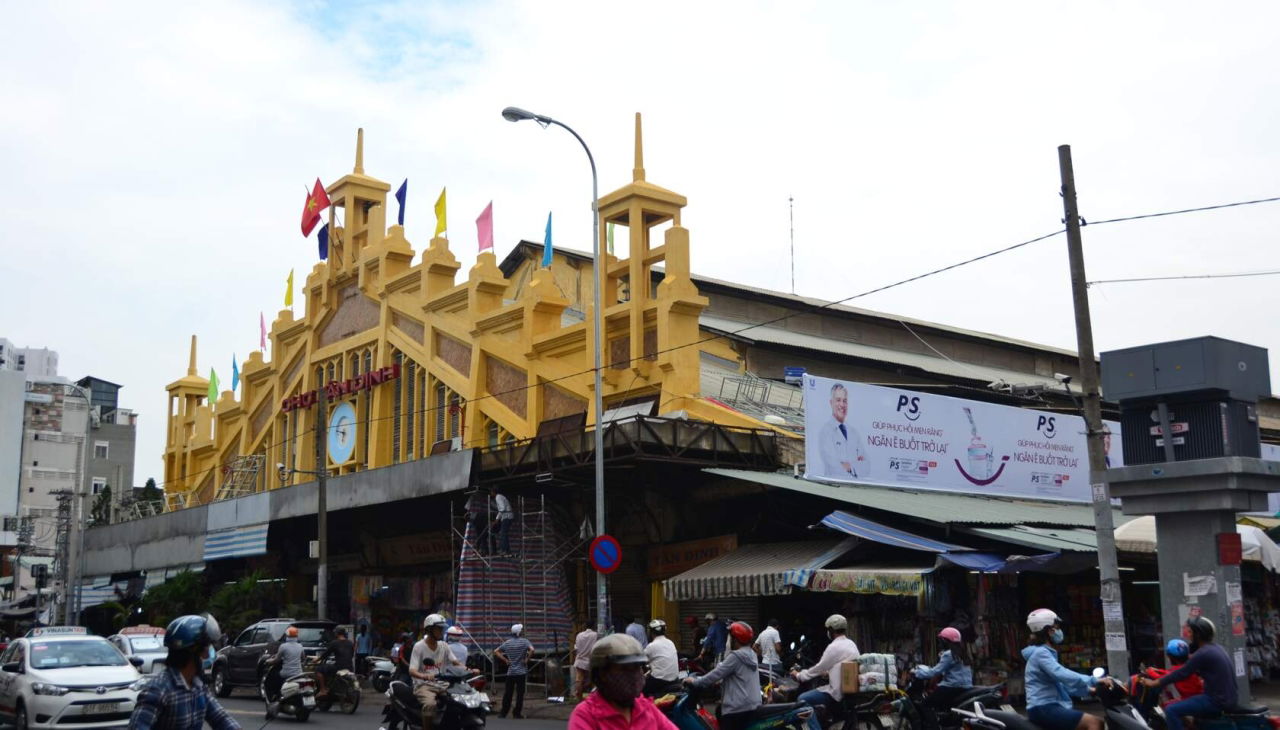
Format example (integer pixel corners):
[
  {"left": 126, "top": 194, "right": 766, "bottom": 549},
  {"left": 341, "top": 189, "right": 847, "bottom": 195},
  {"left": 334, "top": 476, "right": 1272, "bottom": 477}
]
[
  {"left": 820, "top": 511, "right": 971, "bottom": 553},
  {"left": 663, "top": 538, "right": 856, "bottom": 601},
  {"left": 80, "top": 579, "right": 125, "bottom": 609},
  {"left": 204, "top": 524, "right": 269, "bottom": 561}
]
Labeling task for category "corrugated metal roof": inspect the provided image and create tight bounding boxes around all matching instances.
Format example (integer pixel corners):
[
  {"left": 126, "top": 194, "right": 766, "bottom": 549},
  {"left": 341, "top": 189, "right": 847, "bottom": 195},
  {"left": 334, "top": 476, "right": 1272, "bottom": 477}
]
[
  {"left": 965, "top": 525, "right": 1099, "bottom": 552},
  {"left": 699, "top": 313, "right": 1060, "bottom": 389},
  {"left": 707, "top": 468, "right": 1119, "bottom": 528},
  {"left": 663, "top": 538, "right": 856, "bottom": 601}
]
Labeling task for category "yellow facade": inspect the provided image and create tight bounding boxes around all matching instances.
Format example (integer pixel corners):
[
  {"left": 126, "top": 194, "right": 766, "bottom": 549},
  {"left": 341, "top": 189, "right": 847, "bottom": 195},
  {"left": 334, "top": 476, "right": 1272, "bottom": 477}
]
[{"left": 163, "top": 117, "right": 777, "bottom": 508}]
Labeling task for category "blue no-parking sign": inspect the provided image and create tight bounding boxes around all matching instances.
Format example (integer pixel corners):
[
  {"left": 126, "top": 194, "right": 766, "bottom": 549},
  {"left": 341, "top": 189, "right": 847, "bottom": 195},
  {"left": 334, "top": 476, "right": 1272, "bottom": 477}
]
[{"left": 589, "top": 534, "right": 622, "bottom": 574}]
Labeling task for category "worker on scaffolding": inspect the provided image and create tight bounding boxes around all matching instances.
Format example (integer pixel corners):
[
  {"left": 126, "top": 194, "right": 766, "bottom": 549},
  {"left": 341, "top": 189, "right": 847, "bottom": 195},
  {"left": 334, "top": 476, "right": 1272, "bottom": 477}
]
[
  {"left": 493, "top": 488, "right": 515, "bottom": 556},
  {"left": 464, "top": 489, "right": 492, "bottom": 555}
]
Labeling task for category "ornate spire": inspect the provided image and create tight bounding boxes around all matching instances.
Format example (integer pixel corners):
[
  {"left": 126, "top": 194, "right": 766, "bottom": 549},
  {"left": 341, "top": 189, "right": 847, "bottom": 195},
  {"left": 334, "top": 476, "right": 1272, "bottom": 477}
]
[
  {"left": 354, "top": 127, "right": 365, "bottom": 174},
  {"left": 632, "top": 112, "right": 645, "bottom": 182},
  {"left": 187, "top": 335, "right": 198, "bottom": 376}
]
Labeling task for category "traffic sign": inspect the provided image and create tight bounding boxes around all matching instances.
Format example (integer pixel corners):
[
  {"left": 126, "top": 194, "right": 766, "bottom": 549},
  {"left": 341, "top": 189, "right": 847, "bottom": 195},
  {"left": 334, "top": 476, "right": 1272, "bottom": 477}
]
[{"left": 589, "top": 535, "right": 622, "bottom": 574}]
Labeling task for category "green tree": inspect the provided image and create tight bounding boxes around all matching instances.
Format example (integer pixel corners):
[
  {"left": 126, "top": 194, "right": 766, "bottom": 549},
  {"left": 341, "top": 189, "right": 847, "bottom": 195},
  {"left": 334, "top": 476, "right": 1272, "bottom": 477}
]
[
  {"left": 89, "top": 485, "right": 112, "bottom": 526},
  {"left": 140, "top": 477, "right": 163, "bottom": 513},
  {"left": 139, "top": 570, "right": 206, "bottom": 627},
  {"left": 209, "top": 571, "right": 284, "bottom": 635},
  {"left": 98, "top": 601, "right": 132, "bottom": 632}
]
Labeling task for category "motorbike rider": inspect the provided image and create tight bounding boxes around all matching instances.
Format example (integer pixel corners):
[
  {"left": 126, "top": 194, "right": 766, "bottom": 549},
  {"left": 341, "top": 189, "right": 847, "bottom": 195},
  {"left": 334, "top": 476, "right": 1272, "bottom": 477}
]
[
  {"left": 699, "top": 613, "right": 728, "bottom": 667},
  {"left": 1023, "top": 608, "right": 1109, "bottom": 730},
  {"left": 314, "top": 626, "right": 355, "bottom": 698},
  {"left": 1131, "top": 639, "right": 1203, "bottom": 720},
  {"left": 128, "top": 613, "right": 240, "bottom": 730},
  {"left": 1140, "top": 617, "right": 1236, "bottom": 730},
  {"left": 393, "top": 631, "right": 414, "bottom": 684},
  {"left": 642, "top": 619, "right": 680, "bottom": 697},
  {"left": 264, "top": 626, "right": 306, "bottom": 718},
  {"left": 568, "top": 634, "right": 677, "bottom": 730},
  {"left": 793, "top": 614, "right": 861, "bottom": 715},
  {"left": 446, "top": 625, "right": 469, "bottom": 666},
  {"left": 411, "top": 614, "right": 468, "bottom": 730},
  {"left": 685, "top": 622, "right": 762, "bottom": 730},
  {"left": 912, "top": 626, "right": 973, "bottom": 728}
]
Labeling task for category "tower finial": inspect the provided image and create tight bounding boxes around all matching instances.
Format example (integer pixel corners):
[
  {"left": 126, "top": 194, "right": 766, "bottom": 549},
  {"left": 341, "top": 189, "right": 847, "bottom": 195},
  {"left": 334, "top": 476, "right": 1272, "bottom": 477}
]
[
  {"left": 187, "top": 335, "right": 198, "bottom": 376},
  {"left": 354, "top": 127, "right": 365, "bottom": 174},
  {"left": 632, "top": 112, "right": 645, "bottom": 182}
]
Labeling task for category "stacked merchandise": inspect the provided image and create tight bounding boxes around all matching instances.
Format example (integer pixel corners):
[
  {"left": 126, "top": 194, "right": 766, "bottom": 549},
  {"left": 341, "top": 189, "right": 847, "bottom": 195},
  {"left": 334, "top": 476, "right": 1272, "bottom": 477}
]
[
  {"left": 1057, "top": 583, "right": 1105, "bottom": 670},
  {"left": 1242, "top": 597, "right": 1279, "bottom": 680},
  {"left": 857, "top": 653, "right": 899, "bottom": 692}
]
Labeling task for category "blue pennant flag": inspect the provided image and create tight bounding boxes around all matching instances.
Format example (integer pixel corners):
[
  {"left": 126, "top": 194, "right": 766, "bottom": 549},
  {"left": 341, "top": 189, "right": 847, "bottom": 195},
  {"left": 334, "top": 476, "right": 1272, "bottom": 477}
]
[
  {"left": 542, "top": 211, "right": 553, "bottom": 267},
  {"left": 395, "top": 179, "right": 408, "bottom": 226},
  {"left": 231, "top": 355, "right": 240, "bottom": 392},
  {"left": 318, "top": 223, "right": 329, "bottom": 260}
]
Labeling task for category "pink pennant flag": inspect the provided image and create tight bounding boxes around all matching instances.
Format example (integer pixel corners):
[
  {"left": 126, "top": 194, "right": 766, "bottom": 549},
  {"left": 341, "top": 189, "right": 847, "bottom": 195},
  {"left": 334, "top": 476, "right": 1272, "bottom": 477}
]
[
  {"left": 476, "top": 201, "right": 494, "bottom": 252},
  {"left": 259, "top": 311, "right": 267, "bottom": 351}
]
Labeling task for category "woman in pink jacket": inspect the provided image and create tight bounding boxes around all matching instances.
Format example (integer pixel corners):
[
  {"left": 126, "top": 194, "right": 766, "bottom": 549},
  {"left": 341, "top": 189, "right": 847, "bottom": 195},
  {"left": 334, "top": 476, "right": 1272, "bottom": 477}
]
[{"left": 569, "top": 634, "right": 677, "bottom": 730}]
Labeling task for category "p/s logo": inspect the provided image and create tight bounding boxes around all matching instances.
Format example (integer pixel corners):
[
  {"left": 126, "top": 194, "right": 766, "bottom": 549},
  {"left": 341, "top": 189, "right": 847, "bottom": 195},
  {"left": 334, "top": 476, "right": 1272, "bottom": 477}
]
[
  {"left": 1036, "top": 415, "right": 1057, "bottom": 438},
  {"left": 896, "top": 395, "right": 922, "bottom": 421}
]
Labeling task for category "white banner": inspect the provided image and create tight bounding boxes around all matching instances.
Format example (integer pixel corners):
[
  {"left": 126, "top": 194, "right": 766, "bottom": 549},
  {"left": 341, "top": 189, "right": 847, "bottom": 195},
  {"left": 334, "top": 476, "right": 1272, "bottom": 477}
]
[{"left": 803, "top": 376, "right": 1123, "bottom": 503}]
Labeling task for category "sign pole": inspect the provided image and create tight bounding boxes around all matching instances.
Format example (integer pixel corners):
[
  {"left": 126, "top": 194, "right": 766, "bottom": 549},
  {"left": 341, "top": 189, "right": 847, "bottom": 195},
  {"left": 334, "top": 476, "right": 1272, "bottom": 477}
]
[
  {"left": 315, "top": 385, "right": 329, "bottom": 620},
  {"left": 1059, "top": 144, "right": 1130, "bottom": 674}
]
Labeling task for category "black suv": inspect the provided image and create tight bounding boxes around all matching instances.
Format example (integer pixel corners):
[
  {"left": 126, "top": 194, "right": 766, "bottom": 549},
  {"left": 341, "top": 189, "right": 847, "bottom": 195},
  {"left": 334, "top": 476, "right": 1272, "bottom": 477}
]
[{"left": 211, "top": 618, "right": 337, "bottom": 697}]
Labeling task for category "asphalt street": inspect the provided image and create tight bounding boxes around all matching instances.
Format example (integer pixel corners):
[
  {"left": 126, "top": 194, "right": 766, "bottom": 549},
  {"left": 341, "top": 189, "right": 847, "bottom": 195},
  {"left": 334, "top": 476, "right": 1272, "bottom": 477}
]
[{"left": 217, "top": 691, "right": 566, "bottom": 730}]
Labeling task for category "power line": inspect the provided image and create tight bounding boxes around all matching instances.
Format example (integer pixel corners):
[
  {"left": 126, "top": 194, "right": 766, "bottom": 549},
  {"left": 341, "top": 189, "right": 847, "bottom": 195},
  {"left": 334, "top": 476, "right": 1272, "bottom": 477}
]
[
  {"left": 1089, "top": 269, "right": 1280, "bottom": 286},
  {"left": 1084, "top": 195, "right": 1280, "bottom": 226}
]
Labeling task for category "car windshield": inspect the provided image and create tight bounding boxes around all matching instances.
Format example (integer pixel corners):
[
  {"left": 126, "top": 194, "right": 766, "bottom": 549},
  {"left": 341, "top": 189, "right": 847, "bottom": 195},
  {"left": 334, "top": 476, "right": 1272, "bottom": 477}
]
[
  {"left": 31, "top": 640, "right": 128, "bottom": 669},
  {"left": 295, "top": 627, "right": 333, "bottom": 647},
  {"left": 128, "top": 637, "right": 165, "bottom": 653}
]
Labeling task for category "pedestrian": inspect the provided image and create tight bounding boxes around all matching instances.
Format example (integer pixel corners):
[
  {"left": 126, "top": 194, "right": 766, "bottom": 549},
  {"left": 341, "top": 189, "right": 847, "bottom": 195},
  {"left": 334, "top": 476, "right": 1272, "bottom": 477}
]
[
  {"left": 625, "top": 616, "right": 648, "bottom": 648},
  {"left": 568, "top": 634, "right": 677, "bottom": 730},
  {"left": 128, "top": 613, "right": 240, "bottom": 730},
  {"left": 573, "top": 625, "right": 599, "bottom": 700},
  {"left": 755, "top": 618, "right": 784, "bottom": 681},
  {"left": 495, "top": 623, "right": 535, "bottom": 719},
  {"left": 355, "top": 622, "right": 373, "bottom": 676},
  {"left": 686, "top": 622, "right": 761, "bottom": 730},
  {"left": 493, "top": 489, "right": 515, "bottom": 555}
]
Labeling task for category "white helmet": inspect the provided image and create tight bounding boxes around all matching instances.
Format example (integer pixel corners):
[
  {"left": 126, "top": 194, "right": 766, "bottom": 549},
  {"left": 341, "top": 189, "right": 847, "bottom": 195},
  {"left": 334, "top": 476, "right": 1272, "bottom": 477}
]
[
  {"left": 423, "top": 614, "right": 448, "bottom": 631},
  {"left": 648, "top": 619, "right": 667, "bottom": 632},
  {"left": 446, "top": 626, "right": 464, "bottom": 638},
  {"left": 511, "top": 623, "right": 524, "bottom": 636},
  {"left": 1027, "top": 608, "right": 1061, "bottom": 633},
  {"left": 824, "top": 614, "right": 848, "bottom": 631}
]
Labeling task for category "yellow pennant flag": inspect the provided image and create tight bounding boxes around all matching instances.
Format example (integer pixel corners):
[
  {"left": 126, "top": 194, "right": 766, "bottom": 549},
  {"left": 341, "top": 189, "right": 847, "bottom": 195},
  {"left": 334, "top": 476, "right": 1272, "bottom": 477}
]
[
  {"left": 434, "top": 187, "right": 448, "bottom": 237},
  {"left": 284, "top": 269, "right": 294, "bottom": 307}
]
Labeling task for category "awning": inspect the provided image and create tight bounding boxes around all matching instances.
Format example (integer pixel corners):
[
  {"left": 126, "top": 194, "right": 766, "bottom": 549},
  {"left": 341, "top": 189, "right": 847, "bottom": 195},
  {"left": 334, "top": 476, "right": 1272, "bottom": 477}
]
[
  {"left": 204, "top": 524, "right": 269, "bottom": 561},
  {"left": 809, "top": 565, "right": 934, "bottom": 596},
  {"left": 936, "top": 551, "right": 1099, "bottom": 575},
  {"left": 1116, "top": 517, "right": 1280, "bottom": 572},
  {"left": 966, "top": 526, "right": 1099, "bottom": 552},
  {"left": 821, "top": 511, "right": 971, "bottom": 553},
  {"left": 80, "top": 578, "right": 126, "bottom": 609},
  {"left": 664, "top": 538, "right": 856, "bottom": 601}
]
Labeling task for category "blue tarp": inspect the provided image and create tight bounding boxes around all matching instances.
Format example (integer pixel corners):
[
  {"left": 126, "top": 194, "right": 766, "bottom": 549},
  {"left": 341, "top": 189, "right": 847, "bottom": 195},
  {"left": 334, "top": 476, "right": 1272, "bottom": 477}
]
[{"left": 820, "top": 511, "right": 972, "bottom": 553}]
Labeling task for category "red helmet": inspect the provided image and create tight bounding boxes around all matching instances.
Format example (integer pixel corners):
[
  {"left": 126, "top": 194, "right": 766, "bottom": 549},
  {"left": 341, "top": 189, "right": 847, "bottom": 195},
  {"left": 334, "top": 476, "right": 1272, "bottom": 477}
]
[
  {"left": 728, "top": 622, "right": 754, "bottom": 645},
  {"left": 937, "top": 627, "right": 962, "bottom": 643}
]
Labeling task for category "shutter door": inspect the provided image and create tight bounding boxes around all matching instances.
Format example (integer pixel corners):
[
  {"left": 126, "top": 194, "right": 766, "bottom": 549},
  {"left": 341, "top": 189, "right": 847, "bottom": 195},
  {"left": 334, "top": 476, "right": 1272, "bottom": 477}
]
[{"left": 677, "top": 598, "right": 762, "bottom": 656}]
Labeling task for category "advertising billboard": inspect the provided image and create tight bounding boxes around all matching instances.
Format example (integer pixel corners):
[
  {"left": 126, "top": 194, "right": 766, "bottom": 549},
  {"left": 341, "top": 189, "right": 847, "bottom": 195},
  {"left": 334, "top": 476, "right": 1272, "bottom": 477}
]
[{"left": 803, "top": 375, "right": 1123, "bottom": 503}]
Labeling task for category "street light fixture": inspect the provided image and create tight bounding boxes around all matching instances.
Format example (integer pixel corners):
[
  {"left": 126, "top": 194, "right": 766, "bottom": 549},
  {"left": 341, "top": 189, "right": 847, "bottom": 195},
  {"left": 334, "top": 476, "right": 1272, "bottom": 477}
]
[{"left": 502, "top": 106, "right": 608, "bottom": 633}]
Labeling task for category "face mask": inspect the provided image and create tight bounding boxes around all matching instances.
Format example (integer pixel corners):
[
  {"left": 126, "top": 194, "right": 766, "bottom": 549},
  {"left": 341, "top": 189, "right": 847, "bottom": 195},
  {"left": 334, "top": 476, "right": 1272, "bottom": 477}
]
[
  {"left": 597, "top": 666, "right": 645, "bottom": 707},
  {"left": 199, "top": 645, "right": 216, "bottom": 671},
  {"left": 1049, "top": 628, "right": 1064, "bottom": 644}
]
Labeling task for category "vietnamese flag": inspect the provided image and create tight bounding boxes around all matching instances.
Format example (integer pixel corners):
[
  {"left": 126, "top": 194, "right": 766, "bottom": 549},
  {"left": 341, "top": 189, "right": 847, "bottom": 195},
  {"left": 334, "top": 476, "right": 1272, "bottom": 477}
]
[{"left": 301, "top": 178, "right": 331, "bottom": 237}]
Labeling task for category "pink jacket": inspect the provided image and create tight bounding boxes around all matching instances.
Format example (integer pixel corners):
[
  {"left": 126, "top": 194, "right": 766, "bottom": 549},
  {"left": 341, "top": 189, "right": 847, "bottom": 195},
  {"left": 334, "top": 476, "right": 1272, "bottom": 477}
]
[{"left": 568, "top": 692, "right": 678, "bottom": 730}]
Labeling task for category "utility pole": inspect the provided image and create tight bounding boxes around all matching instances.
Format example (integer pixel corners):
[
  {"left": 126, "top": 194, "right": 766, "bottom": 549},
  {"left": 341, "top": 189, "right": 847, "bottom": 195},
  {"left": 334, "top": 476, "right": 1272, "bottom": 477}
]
[
  {"left": 789, "top": 195, "right": 796, "bottom": 295},
  {"left": 313, "top": 386, "right": 329, "bottom": 620},
  {"left": 52, "top": 490, "right": 73, "bottom": 624},
  {"left": 1059, "top": 144, "right": 1130, "bottom": 674}
]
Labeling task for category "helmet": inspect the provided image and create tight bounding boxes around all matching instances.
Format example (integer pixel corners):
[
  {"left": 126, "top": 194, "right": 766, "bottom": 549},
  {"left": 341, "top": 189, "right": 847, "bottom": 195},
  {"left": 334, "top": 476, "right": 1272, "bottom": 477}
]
[
  {"left": 938, "top": 627, "right": 962, "bottom": 644},
  {"left": 286, "top": 627, "right": 299, "bottom": 638},
  {"left": 511, "top": 623, "right": 524, "bottom": 636},
  {"left": 164, "top": 613, "right": 222, "bottom": 651},
  {"left": 1027, "top": 608, "right": 1061, "bottom": 633},
  {"left": 1166, "top": 638, "right": 1190, "bottom": 659},
  {"left": 704, "top": 613, "right": 716, "bottom": 621},
  {"left": 648, "top": 619, "right": 667, "bottom": 632},
  {"left": 423, "top": 614, "right": 448, "bottom": 631},
  {"left": 447, "top": 626, "right": 464, "bottom": 638},
  {"left": 729, "top": 622, "right": 754, "bottom": 645},
  {"left": 1187, "top": 616, "right": 1216, "bottom": 643},
  {"left": 824, "top": 614, "right": 848, "bottom": 632},
  {"left": 589, "top": 633, "right": 648, "bottom": 670}
]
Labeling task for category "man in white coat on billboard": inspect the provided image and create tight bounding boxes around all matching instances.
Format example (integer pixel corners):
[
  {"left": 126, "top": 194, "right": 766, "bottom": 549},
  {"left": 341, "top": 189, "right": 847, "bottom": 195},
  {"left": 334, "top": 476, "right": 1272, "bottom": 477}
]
[{"left": 817, "top": 383, "right": 868, "bottom": 479}]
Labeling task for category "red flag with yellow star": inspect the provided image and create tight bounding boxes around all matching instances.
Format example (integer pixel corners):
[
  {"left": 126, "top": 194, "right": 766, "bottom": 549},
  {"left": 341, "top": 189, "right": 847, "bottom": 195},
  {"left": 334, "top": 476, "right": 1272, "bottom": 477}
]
[{"left": 301, "top": 178, "right": 331, "bottom": 237}]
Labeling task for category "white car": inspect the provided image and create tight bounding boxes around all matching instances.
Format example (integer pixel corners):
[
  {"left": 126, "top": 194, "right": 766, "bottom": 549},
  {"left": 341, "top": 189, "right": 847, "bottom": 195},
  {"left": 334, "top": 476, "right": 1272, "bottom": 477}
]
[
  {"left": 106, "top": 627, "right": 167, "bottom": 674},
  {"left": 0, "top": 627, "right": 145, "bottom": 730}
]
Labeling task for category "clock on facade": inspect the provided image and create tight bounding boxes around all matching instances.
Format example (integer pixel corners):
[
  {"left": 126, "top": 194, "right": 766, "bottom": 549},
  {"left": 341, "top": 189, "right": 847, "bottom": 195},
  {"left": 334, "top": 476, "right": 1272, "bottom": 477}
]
[{"left": 327, "top": 401, "right": 357, "bottom": 464}]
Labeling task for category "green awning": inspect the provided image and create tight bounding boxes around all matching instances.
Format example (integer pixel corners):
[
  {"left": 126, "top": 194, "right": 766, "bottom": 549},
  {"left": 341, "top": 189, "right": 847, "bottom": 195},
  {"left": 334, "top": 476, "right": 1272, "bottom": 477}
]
[{"left": 964, "top": 525, "right": 1099, "bottom": 552}]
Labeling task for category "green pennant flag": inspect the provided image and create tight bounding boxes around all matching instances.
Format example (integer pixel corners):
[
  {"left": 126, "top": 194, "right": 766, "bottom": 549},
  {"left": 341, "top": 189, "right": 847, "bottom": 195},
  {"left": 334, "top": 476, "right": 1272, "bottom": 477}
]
[{"left": 208, "top": 368, "right": 219, "bottom": 407}]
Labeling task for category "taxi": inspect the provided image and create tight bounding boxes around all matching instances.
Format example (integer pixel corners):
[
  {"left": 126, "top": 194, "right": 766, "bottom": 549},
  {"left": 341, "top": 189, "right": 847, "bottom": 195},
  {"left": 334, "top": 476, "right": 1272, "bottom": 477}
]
[
  {"left": 106, "top": 626, "right": 167, "bottom": 674},
  {"left": 0, "top": 627, "right": 144, "bottom": 729}
]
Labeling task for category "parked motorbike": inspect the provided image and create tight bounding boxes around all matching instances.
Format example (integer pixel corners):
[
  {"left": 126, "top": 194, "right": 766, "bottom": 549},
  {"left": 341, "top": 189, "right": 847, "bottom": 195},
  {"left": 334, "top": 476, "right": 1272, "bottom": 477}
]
[
  {"left": 656, "top": 682, "right": 822, "bottom": 730},
  {"left": 367, "top": 654, "right": 395, "bottom": 693},
  {"left": 383, "top": 668, "right": 491, "bottom": 730},
  {"left": 261, "top": 660, "right": 317, "bottom": 723}
]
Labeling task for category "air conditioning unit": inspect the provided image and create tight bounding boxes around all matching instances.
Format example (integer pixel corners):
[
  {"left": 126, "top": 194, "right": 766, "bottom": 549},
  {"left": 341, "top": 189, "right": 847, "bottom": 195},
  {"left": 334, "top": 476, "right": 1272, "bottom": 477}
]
[{"left": 450, "top": 437, "right": 463, "bottom": 452}]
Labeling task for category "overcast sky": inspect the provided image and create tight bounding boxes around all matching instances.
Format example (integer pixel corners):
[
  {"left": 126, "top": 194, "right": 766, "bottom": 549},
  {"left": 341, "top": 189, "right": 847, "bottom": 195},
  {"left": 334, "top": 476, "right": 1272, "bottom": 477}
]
[{"left": 4, "top": 2, "right": 1278, "bottom": 487}]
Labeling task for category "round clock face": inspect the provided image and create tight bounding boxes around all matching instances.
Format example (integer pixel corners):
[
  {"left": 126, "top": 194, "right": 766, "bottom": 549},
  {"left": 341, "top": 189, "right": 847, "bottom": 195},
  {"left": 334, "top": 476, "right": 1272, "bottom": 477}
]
[{"left": 327, "top": 402, "right": 357, "bottom": 465}]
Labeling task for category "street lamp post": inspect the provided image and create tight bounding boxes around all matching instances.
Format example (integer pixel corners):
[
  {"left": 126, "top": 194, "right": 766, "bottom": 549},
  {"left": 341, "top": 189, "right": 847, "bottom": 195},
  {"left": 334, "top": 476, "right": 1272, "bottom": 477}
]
[{"left": 502, "top": 106, "right": 608, "bottom": 632}]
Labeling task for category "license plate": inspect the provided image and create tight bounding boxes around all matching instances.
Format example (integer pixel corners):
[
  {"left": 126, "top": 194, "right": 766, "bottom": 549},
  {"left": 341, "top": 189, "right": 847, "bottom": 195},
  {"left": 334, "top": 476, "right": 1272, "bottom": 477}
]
[
  {"left": 879, "top": 714, "right": 894, "bottom": 727},
  {"left": 302, "top": 696, "right": 316, "bottom": 707},
  {"left": 83, "top": 703, "right": 121, "bottom": 715}
]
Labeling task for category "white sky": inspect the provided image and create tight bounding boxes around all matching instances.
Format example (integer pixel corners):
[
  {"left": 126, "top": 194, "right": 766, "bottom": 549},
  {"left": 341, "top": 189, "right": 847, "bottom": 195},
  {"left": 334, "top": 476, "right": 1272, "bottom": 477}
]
[{"left": 4, "top": 1, "right": 1278, "bottom": 488}]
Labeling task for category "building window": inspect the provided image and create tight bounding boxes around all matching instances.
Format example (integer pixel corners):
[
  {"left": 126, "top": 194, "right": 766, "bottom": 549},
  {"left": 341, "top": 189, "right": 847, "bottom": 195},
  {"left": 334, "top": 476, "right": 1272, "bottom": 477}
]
[
  {"left": 91, "top": 478, "right": 107, "bottom": 495},
  {"left": 487, "top": 421, "right": 499, "bottom": 448},
  {"left": 94, "top": 441, "right": 109, "bottom": 459}
]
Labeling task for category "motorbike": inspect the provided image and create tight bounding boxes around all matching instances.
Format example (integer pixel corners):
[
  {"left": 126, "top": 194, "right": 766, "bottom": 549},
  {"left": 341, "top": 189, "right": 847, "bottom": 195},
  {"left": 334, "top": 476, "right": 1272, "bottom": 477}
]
[
  {"left": 891, "top": 674, "right": 1009, "bottom": 730},
  {"left": 656, "top": 681, "right": 822, "bottom": 730},
  {"left": 261, "top": 659, "right": 317, "bottom": 723},
  {"left": 368, "top": 654, "right": 395, "bottom": 693},
  {"left": 310, "top": 658, "right": 361, "bottom": 714},
  {"left": 383, "top": 668, "right": 491, "bottom": 730}
]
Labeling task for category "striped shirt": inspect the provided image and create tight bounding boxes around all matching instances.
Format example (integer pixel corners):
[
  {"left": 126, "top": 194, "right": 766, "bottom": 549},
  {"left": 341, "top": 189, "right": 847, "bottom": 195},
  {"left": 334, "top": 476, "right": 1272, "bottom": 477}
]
[{"left": 497, "top": 637, "right": 534, "bottom": 676}]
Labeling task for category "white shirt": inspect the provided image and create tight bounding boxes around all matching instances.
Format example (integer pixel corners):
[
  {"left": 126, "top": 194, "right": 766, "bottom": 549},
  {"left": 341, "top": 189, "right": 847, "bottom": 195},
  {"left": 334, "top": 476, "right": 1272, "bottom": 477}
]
[
  {"left": 410, "top": 639, "right": 460, "bottom": 687},
  {"left": 817, "top": 419, "right": 867, "bottom": 480},
  {"left": 644, "top": 635, "right": 679, "bottom": 681},
  {"left": 494, "top": 493, "right": 513, "bottom": 520},
  {"left": 755, "top": 626, "right": 782, "bottom": 666},
  {"left": 797, "top": 635, "right": 860, "bottom": 699}
]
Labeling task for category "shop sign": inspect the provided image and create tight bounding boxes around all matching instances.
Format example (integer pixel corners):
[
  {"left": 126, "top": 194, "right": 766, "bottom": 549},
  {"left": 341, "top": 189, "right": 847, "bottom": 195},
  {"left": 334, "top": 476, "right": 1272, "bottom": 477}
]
[
  {"left": 809, "top": 569, "right": 926, "bottom": 597},
  {"left": 647, "top": 535, "right": 738, "bottom": 579},
  {"left": 379, "top": 530, "right": 452, "bottom": 566},
  {"left": 803, "top": 375, "right": 1124, "bottom": 503},
  {"left": 281, "top": 363, "right": 401, "bottom": 412}
]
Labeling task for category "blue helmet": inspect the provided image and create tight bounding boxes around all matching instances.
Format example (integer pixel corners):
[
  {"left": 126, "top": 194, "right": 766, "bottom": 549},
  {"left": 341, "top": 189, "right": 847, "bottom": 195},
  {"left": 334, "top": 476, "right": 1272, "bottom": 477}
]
[
  {"left": 1165, "top": 638, "right": 1190, "bottom": 659},
  {"left": 164, "top": 613, "right": 222, "bottom": 650}
]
